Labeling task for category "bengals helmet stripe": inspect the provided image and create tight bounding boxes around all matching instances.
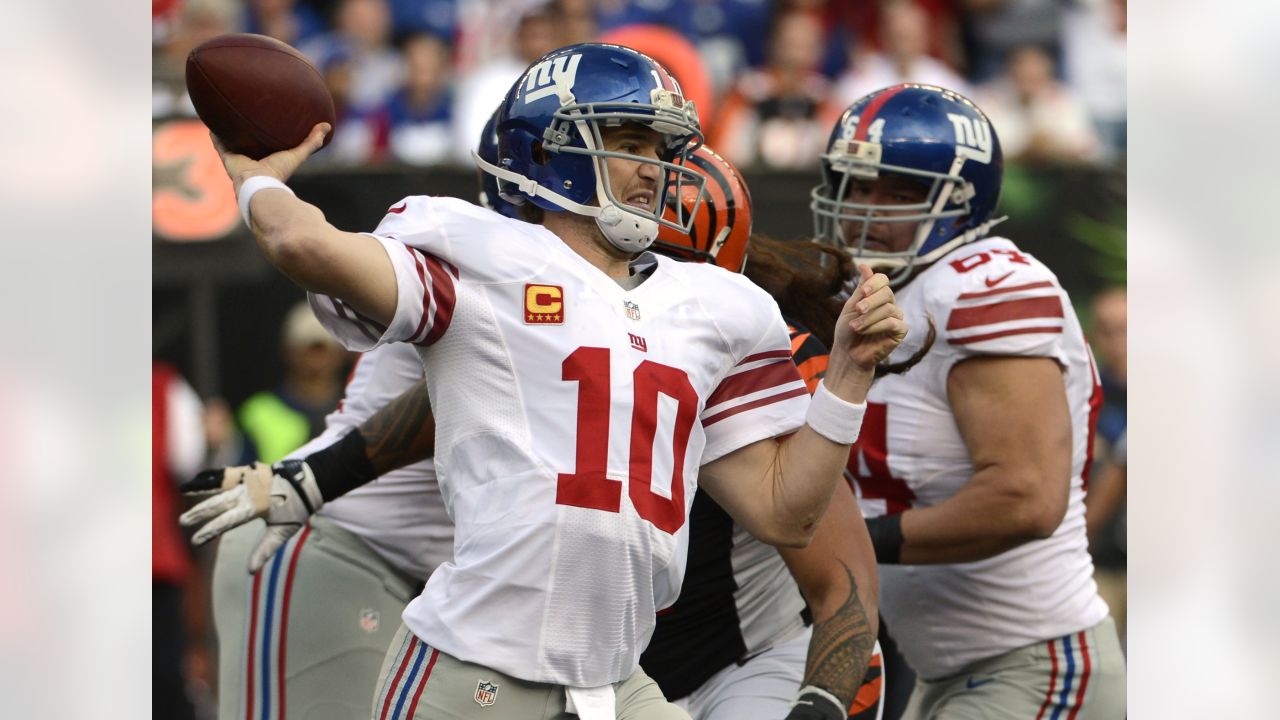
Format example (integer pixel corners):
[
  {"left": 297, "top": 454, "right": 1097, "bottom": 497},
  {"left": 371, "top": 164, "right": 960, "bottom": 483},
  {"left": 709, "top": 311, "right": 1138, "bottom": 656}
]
[{"left": 654, "top": 145, "right": 752, "bottom": 273}]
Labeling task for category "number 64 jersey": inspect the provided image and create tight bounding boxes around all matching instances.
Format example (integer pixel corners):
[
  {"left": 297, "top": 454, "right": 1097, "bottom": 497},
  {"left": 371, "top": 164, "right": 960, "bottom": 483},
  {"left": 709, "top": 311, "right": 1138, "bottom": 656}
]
[
  {"left": 850, "top": 236, "right": 1109, "bottom": 681},
  {"left": 309, "top": 196, "right": 809, "bottom": 688}
]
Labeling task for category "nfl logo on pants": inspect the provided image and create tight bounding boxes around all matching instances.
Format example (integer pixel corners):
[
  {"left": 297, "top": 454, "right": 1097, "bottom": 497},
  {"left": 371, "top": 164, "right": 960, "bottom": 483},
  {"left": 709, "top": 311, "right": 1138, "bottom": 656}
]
[{"left": 474, "top": 680, "right": 498, "bottom": 707}]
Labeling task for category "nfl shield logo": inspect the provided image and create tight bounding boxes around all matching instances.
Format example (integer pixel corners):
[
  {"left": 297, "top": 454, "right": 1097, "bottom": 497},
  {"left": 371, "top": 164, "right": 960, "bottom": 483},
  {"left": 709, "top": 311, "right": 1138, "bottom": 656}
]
[
  {"left": 474, "top": 680, "right": 498, "bottom": 707},
  {"left": 623, "top": 301, "right": 641, "bottom": 321},
  {"left": 359, "top": 609, "right": 379, "bottom": 634}
]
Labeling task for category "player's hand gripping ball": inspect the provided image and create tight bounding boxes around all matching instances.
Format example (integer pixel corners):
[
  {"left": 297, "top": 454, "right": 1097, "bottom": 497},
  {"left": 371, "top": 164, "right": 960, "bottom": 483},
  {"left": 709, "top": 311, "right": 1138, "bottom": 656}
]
[{"left": 185, "top": 33, "right": 335, "bottom": 160}]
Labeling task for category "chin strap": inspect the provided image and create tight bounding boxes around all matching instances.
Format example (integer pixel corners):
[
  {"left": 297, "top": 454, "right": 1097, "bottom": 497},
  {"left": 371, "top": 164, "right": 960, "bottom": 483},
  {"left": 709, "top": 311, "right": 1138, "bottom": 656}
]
[{"left": 472, "top": 149, "right": 657, "bottom": 253}]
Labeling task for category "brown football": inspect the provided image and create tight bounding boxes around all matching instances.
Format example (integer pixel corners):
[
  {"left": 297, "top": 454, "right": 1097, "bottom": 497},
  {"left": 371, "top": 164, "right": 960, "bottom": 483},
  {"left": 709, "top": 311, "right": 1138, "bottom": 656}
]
[{"left": 186, "top": 33, "right": 335, "bottom": 160}]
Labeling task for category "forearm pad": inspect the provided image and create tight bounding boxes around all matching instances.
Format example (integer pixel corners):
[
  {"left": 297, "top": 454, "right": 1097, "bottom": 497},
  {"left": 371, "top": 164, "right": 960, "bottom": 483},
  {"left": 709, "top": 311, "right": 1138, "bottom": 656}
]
[
  {"left": 865, "top": 513, "right": 904, "bottom": 564},
  {"left": 303, "top": 429, "right": 379, "bottom": 502}
]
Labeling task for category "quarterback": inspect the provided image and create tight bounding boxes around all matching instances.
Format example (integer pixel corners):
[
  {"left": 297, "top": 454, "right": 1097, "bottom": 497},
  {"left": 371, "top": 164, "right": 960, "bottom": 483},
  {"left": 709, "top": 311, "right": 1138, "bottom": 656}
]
[{"left": 188, "top": 44, "right": 906, "bottom": 720}]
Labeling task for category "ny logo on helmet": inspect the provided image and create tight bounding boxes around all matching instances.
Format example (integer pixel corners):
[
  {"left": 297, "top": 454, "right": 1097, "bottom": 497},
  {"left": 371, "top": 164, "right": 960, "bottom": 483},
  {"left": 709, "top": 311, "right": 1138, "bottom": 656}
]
[
  {"left": 946, "top": 113, "right": 993, "bottom": 164},
  {"left": 525, "top": 53, "right": 583, "bottom": 103}
]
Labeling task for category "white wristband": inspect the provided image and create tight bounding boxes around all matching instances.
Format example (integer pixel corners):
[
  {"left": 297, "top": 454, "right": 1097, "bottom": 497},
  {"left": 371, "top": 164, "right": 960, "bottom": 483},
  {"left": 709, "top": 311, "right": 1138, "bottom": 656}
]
[
  {"left": 238, "top": 175, "right": 294, "bottom": 226},
  {"left": 805, "top": 380, "right": 867, "bottom": 445}
]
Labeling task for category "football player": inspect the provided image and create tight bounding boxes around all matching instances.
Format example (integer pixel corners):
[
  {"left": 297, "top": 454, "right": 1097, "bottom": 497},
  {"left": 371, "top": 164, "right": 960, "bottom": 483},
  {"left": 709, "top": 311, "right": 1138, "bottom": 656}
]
[
  {"left": 189, "top": 142, "right": 887, "bottom": 720},
  {"left": 812, "top": 83, "right": 1126, "bottom": 718},
  {"left": 190, "top": 44, "right": 906, "bottom": 720}
]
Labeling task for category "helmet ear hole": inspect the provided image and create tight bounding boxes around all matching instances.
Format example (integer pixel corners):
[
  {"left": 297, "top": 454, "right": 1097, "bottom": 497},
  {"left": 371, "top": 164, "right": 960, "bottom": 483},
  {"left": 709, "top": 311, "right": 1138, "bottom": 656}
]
[{"left": 531, "top": 140, "right": 550, "bottom": 165}]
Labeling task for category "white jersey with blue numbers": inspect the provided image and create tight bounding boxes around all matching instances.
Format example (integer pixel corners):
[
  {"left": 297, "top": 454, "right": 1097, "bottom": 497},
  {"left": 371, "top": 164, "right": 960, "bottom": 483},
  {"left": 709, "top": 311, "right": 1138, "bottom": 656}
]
[
  {"left": 310, "top": 196, "right": 809, "bottom": 688},
  {"left": 849, "top": 236, "right": 1108, "bottom": 680}
]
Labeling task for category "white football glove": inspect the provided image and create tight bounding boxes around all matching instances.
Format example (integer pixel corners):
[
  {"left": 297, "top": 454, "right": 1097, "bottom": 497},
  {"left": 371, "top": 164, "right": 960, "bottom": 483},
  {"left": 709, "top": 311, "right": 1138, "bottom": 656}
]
[{"left": 180, "top": 460, "right": 324, "bottom": 572}]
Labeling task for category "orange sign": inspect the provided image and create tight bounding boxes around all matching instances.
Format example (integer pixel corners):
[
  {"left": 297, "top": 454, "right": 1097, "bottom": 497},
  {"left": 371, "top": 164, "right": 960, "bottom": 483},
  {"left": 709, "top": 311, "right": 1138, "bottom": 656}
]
[
  {"left": 153, "top": 120, "right": 240, "bottom": 242},
  {"left": 525, "top": 284, "right": 564, "bottom": 324}
]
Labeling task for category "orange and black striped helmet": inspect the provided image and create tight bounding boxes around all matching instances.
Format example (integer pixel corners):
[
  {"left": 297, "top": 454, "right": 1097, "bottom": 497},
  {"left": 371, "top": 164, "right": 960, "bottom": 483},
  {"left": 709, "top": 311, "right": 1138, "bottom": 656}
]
[{"left": 654, "top": 145, "right": 752, "bottom": 273}]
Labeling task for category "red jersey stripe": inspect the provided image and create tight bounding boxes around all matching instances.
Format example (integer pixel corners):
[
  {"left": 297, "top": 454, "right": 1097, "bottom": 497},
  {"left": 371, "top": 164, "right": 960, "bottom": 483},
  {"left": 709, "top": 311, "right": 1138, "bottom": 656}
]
[
  {"left": 1080, "top": 348, "right": 1105, "bottom": 492},
  {"left": 405, "top": 246, "right": 434, "bottom": 344},
  {"left": 739, "top": 349, "right": 792, "bottom": 365},
  {"left": 704, "top": 386, "right": 808, "bottom": 426},
  {"left": 329, "top": 297, "right": 382, "bottom": 344},
  {"left": 957, "top": 280, "right": 1054, "bottom": 301},
  {"left": 419, "top": 255, "right": 457, "bottom": 346},
  {"left": 946, "top": 325, "right": 1064, "bottom": 346},
  {"left": 706, "top": 360, "right": 803, "bottom": 409},
  {"left": 947, "top": 296, "right": 1064, "bottom": 330}
]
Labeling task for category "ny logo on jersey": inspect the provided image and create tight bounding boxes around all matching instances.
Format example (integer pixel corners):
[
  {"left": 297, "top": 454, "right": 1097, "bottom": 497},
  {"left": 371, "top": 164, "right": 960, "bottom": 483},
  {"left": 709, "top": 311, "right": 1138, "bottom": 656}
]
[
  {"left": 525, "top": 283, "right": 564, "bottom": 324},
  {"left": 524, "top": 53, "right": 583, "bottom": 103},
  {"left": 946, "top": 113, "right": 994, "bottom": 164},
  {"left": 628, "top": 333, "right": 647, "bottom": 352},
  {"left": 474, "top": 680, "right": 498, "bottom": 707}
]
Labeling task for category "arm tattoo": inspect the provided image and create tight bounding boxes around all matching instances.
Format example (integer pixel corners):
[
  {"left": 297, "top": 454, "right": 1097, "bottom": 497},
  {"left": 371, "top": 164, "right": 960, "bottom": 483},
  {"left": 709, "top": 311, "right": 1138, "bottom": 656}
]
[
  {"left": 359, "top": 379, "right": 436, "bottom": 475},
  {"left": 802, "top": 561, "right": 877, "bottom": 707}
]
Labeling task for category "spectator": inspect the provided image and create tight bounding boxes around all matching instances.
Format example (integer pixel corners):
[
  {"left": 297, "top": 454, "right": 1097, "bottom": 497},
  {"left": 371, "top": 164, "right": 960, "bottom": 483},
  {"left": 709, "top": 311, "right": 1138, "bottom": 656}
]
[
  {"left": 826, "top": 0, "right": 971, "bottom": 127},
  {"left": 1090, "top": 286, "right": 1127, "bottom": 444},
  {"left": 153, "top": 362, "right": 207, "bottom": 720},
  {"left": 711, "top": 8, "right": 831, "bottom": 169},
  {"left": 313, "top": 42, "right": 390, "bottom": 165},
  {"left": 241, "top": 0, "right": 325, "bottom": 47},
  {"left": 389, "top": 0, "right": 458, "bottom": 38},
  {"left": 827, "top": 0, "right": 965, "bottom": 73},
  {"left": 1062, "top": 0, "right": 1127, "bottom": 160},
  {"left": 958, "top": 0, "right": 1063, "bottom": 84},
  {"left": 973, "top": 43, "right": 1102, "bottom": 165},
  {"left": 386, "top": 31, "right": 459, "bottom": 165},
  {"left": 153, "top": 0, "right": 236, "bottom": 119},
  {"left": 1086, "top": 429, "right": 1126, "bottom": 646},
  {"left": 237, "top": 302, "right": 351, "bottom": 464},
  {"left": 301, "top": 0, "right": 403, "bottom": 112},
  {"left": 450, "top": 4, "right": 558, "bottom": 169},
  {"left": 551, "top": 0, "right": 599, "bottom": 45},
  {"left": 1085, "top": 286, "right": 1127, "bottom": 644}
]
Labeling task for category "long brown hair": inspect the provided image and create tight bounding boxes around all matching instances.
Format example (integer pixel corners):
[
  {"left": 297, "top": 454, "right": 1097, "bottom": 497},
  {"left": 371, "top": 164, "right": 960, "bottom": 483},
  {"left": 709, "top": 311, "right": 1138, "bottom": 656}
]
[{"left": 743, "top": 234, "right": 934, "bottom": 376}]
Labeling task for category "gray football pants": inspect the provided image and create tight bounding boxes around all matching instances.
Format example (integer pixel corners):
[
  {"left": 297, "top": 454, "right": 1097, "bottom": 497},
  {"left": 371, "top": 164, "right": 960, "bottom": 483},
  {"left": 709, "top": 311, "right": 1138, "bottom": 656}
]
[
  {"left": 371, "top": 623, "right": 691, "bottom": 720},
  {"left": 213, "top": 516, "right": 419, "bottom": 720},
  {"left": 902, "top": 616, "right": 1126, "bottom": 720}
]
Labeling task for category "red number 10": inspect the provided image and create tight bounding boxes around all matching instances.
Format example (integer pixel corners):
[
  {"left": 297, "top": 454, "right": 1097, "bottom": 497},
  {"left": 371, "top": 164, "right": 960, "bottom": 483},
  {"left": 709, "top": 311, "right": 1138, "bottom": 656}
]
[{"left": 557, "top": 347, "right": 697, "bottom": 534}]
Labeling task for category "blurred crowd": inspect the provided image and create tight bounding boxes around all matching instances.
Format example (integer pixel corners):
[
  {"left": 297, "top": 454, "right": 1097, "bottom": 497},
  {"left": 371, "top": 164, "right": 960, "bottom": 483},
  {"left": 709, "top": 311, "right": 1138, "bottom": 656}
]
[{"left": 153, "top": 0, "right": 1126, "bottom": 169}]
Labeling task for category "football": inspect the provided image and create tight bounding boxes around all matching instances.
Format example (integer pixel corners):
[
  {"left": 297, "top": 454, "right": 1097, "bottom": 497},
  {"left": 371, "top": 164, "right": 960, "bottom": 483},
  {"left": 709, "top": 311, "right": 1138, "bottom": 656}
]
[{"left": 186, "top": 33, "right": 335, "bottom": 160}]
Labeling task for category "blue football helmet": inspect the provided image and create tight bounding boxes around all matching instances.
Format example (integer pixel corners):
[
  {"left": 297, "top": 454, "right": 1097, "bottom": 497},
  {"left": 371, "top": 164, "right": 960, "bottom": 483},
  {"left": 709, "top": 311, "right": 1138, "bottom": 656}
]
[
  {"left": 473, "top": 43, "right": 706, "bottom": 253},
  {"left": 811, "top": 84, "right": 1006, "bottom": 286},
  {"left": 476, "top": 106, "right": 521, "bottom": 219}
]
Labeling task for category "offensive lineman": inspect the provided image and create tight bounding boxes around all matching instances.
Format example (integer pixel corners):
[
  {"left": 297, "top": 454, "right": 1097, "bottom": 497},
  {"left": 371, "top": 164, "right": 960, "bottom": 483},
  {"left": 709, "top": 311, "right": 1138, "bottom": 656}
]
[
  {"left": 812, "top": 83, "right": 1126, "bottom": 718},
  {"left": 185, "top": 44, "right": 906, "bottom": 720}
]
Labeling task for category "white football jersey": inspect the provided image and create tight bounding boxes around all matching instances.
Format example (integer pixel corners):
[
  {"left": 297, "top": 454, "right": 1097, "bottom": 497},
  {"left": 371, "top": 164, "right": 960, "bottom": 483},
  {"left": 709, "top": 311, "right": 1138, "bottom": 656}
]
[
  {"left": 286, "top": 342, "right": 452, "bottom": 583},
  {"left": 310, "top": 196, "right": 809, "bottom": 687},
  {"left": 850, "top": 237, "right": 1108, "bottom": 680}
]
